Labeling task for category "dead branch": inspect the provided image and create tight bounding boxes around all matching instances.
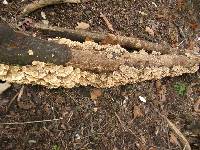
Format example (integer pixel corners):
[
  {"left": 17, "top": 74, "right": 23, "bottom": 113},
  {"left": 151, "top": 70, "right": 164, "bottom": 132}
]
[
  {"left": 68, "top": 48, "right": 199, "bottom": 72},
  {"left": 20, "top": 0, "right": 82, "bottom": 17},
  {"left": 162, "top": 115, "right": 191, "bottom": 150},
  {"left": 0, "top": 38, "right": 199, "bottom": 89},
  {"left": 34, "top": 23, "right": 184, "bottom": 54},
  {"left": 6, "top": 86, "right": 24, "bottom": 112},
  {"left": 0, "top": 23, "right": 71, "bottom": 66}
]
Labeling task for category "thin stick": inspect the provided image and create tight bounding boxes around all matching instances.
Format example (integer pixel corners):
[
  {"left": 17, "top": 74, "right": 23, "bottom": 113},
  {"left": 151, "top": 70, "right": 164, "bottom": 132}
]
[
  {"left": 162, "top": 115, "right": 191, "bottom": 150},
  {"left": 6, "top": 85, "right": 24, "bottom": 112},
  {"left": 17, "top": 85, "right": 24, "bottom": 101},
  {"left": 34, "top": 23, "right": 182, "bottom": 54},
  {"left": 0, "top": 118, "right": 63, "bottom": 125},
  {"left": 20, "top": 0, "right": 82, "bottom": 17},
  {"left": 6, "top": 92, "right": 18, "bottom": 112}
]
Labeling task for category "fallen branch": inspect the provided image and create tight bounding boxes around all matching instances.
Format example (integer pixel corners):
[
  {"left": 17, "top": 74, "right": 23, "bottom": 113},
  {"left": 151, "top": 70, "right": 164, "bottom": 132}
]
[
  {"left": 57, "top": 38, "right": 200, "bottom": 72},
  {"left": 162, "top": 115, "right": 191, "bottom": 150},
  {"left": 0, "top": 38, "right": 199, "bottom": 88},
  {"left": 6, "top": 86, "right": 24, "bottom": 112},
  {"left": 20, "top": 0, "right": 82, "bottom": 17},
  {"left": 0, "top": 23, "right": 71, "bottom": 66},
  {"left": 34, "top": 23, "right": 185, "bottom": 54},
  {"left": 150, "top": 103, "right": 191, "bottom": 150}
]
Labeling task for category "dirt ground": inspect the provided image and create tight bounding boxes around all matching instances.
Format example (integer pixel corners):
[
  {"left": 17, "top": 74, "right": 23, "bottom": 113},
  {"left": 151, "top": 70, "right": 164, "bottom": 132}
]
[{"left": 0, "top": 0, "right": 200, "bottom": 149}]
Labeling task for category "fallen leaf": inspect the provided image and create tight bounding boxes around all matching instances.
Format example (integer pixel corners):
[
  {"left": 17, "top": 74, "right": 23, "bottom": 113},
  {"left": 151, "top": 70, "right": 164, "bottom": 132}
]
[
  {"left": 0, "top": 82, "right": 11, "bottom": 94},
  {"left": 75, "top": 22, "right": 90, "bottom": 30},
  {"left": 170, "top": 132, "right": 180, "bottom": 146},
  {"left": 194, "top": 98, "right": 200, "bottom": 113},
  {"left": 90, "top": 88, "right": 102, "bottom": 100},
  {"left": 133, "top": 105, "right": 144, "bottom": 119},
  {"left": 155, "top": 80, "right": 167, "bottom": 102},
  {"left": 100, "top": 12, "right": 114, "bottom": 31},
  {"left": 145, "top": 26, "right": 154, "bottom": 36}
]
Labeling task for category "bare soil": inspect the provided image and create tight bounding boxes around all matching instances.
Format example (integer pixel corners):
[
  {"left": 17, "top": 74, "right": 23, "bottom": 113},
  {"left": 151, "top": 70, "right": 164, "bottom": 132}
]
[{"left": 0, "top": 0, "right": 200, "bottom": 149}]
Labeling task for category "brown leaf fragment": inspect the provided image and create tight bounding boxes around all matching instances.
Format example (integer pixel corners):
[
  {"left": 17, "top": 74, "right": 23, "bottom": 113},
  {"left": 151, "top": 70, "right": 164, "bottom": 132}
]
[
  {"left": 100, "top": 12, "right": 114, "bottom": 31},
  {"left": 90, "top": 88, "right": 102, "bottom": 100},
  {"left": 133, "top": 105, "right": 144, "bottom": 119},
  {"left": 194, "top": 98, "right": 200, "bottom": 113},
  {"left": 75, "top": 22, "right": 90, "bottom": 30},
  {"left": 155, "top": 80, "right": 167, "bottom": 103},
  {"left": 170, "top": 132, "right": 180, "bottom": 146},
  {"left": 149, "top": 147, "right": 158, "bottom": 150}
]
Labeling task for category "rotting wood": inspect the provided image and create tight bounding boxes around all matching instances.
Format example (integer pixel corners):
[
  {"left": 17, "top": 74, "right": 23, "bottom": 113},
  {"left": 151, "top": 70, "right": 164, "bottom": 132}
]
[
  {"left": 20, "top": 0, "right": 83, "bottom": 17},
  {"left": 0, "top": 23, "right": 71, "bottom": 65},
  {"left": 0, "top": 38, "right": 199, "bottom": 88},
  {"left": 34, "top": 23, "right": 186, "bottom": 55}
]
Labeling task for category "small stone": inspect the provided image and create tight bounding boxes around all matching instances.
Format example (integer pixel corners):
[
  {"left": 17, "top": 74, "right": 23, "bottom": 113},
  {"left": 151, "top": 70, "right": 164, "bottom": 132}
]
[
  {"left": 139, "top": 96, "right": 146, "bottom": 103},
  {"left": 28, "top": 140, "right": 36, "bottom": 144},
  {"left": 28, "top": 49, "right": 34, "bottom": 55}
]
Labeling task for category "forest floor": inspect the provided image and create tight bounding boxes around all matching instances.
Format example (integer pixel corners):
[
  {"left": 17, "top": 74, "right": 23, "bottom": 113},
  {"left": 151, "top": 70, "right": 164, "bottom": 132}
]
[{"left": 0, "top": 0, "right": 199, "bottom": 149}]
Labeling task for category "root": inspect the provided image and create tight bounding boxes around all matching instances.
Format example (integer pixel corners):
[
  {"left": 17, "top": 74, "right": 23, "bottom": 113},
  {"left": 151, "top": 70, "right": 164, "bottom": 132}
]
[
  {"left": 20, "top": 0, "right": 82, "bottom": 17},
  {"left": 34, "top": 23, "right": 186, "bottom": 55}
]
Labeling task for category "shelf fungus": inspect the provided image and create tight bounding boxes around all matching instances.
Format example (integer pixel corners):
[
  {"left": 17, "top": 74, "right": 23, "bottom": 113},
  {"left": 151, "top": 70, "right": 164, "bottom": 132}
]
[{"left": 0, "top": 37, "right": 199, "bottom": 88}]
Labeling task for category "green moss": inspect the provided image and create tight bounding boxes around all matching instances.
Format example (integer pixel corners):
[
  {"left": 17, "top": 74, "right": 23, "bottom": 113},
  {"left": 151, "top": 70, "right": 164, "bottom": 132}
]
[{"left": 174, "top": 82, "right": 187, "bottom": 96}]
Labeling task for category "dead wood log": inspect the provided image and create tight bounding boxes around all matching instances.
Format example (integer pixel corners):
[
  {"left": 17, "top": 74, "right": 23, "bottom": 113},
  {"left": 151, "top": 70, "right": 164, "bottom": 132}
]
[
  {"left": 0, "top": 39, "right": 199, "bottom": 88},
  {"left": 68, "top": 48, "right": 199, "bottom": 73},
  {"left": 0, "top": 23, "right": 71, "bottom": 65},
  {"left": 34, "top": 23, "right": 184, "bottom": 55},
  {"left": 20, "top": 0, "right": 83, "bottom": 17}
]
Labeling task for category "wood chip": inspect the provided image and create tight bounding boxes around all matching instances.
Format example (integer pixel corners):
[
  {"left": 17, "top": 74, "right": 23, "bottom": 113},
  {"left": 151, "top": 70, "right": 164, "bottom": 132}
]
[
  {"left": 133, "top": 106, "right": 144, "bottom": 119},
  {"left": 90, "top": 88, "right": 102, "bottom": 100},
  {"left": 194, "top": 98, "right": 200, "bottom": 113},
  {"left": 170, "top": 132, "right": 180, "bottom": 146},
  {"left": 75, "top": 22, "right": 90, "bottom": 30},
  {"left": 100, "top": 12, "right": 114, "bottom": 31}
]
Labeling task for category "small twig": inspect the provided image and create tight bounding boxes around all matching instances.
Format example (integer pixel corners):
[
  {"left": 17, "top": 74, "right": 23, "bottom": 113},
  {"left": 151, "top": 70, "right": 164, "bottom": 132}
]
[
  {"left": 17, "top": 85, "right": 24, "bottom": 101},
  {"left": 20, "top": 0, "right": 82, "bottom": 17},
  {"left": 115, "top": 112, "right": 126, "bottom": 130},
  {"left": 150, "top": 103, "right": 191, "bottom": 150},
  {"left": 100, "top": 12, "right": 114, "bottom": 31},
  {"left": 162, "top": 115, "right": 191, "bottom": 150},
  {"left": 0, "top": 118, "right": 63, "bottom": 125},
  {"left": 6, "top": 85, "right": 24, "bottom": 112},
  {"left": 67, "top": 111, "right": 74, "bottom": 123},
  {"left": 6, "top": 92, "right": 18, "bottom": 112}
]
